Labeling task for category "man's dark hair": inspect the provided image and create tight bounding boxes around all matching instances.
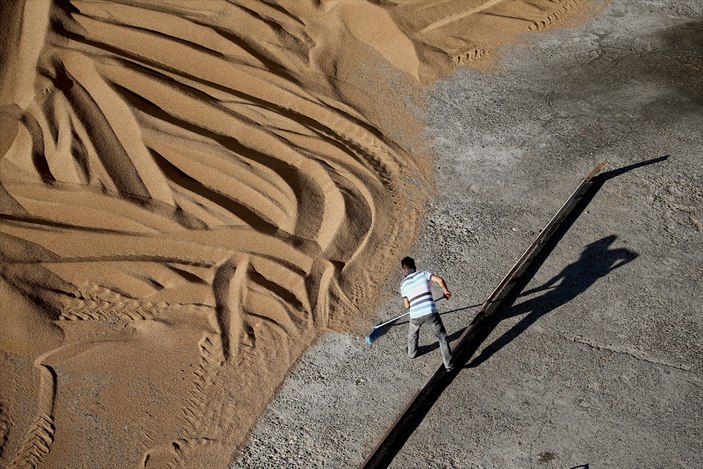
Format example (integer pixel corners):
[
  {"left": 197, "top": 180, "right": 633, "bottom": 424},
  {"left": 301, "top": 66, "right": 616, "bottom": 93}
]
[{"left": 401, "top": 256, "right": 416, "bottom": 270}]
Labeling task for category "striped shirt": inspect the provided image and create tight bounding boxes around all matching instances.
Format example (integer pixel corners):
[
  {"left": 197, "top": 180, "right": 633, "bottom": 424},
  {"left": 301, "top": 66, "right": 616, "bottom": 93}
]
[{"left": 400, "top": 270, "right": 437, "bottom": 319}]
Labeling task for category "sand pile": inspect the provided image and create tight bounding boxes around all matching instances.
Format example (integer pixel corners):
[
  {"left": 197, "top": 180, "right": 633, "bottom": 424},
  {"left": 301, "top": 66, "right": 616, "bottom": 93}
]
[{"left": 0, "top": 1, "right": 593, "bottom": 467}]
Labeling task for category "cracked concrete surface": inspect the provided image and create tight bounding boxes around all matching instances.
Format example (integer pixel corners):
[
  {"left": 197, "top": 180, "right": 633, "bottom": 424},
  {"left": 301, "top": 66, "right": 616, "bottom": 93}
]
[
  {"left": 566, "top": 334, "right": 695, "bottom": 372},
  {"left": 233, "top": 1, "right": 702, "bottom": 468}
]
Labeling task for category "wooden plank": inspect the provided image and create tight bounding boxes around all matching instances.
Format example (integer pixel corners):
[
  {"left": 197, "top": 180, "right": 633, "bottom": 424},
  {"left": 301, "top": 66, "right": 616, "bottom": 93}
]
[{"left": 361, "top": 161, "right": 608, "bottom": 469}]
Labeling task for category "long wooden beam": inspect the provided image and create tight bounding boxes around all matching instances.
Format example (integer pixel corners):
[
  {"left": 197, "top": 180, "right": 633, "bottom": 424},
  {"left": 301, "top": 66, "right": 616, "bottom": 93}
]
[{"left": 361, "top": 161, "right": 609, "bottom": 468}]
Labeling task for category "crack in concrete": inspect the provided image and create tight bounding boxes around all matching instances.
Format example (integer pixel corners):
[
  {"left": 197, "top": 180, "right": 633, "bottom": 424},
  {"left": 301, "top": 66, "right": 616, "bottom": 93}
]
[{"left": 564, "top": 334, "right": 695, "bottom": 372}]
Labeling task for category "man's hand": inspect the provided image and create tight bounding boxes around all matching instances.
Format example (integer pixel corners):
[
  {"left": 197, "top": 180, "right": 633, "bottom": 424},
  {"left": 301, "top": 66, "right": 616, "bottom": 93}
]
[{"left": 443, "top": 290, "right": 452, "bottom": 299}]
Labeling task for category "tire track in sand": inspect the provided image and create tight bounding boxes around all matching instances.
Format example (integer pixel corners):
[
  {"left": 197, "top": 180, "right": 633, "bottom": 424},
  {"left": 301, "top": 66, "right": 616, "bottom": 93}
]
[{"left": 0, "top": 1, "right": 597, "bottom": 466}]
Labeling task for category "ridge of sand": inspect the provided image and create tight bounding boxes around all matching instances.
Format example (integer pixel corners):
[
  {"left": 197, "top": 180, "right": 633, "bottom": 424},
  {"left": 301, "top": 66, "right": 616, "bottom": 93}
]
[{"left": 0, "top": 1, "right": 596, "bottom": 467}]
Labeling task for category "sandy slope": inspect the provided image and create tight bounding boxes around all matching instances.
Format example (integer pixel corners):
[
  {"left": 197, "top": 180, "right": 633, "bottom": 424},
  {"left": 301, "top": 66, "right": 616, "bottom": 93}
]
[{"left": 0, "top": 1, "right": 594, "bottom": 467}]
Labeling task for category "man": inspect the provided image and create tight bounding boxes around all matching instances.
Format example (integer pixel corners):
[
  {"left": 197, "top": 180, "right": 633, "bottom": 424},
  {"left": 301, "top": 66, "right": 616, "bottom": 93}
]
[{"left": 400, "top": 256, "right": 454, "bottom": 372}]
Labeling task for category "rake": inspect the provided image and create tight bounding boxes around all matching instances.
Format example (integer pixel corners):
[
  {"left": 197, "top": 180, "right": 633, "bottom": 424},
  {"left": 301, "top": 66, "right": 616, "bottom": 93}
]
[{"left": 364, "top": 295, "right": 449, "bottom": 345}]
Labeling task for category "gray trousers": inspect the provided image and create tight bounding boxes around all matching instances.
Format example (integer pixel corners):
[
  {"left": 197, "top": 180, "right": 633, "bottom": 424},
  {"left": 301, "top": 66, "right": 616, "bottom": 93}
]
[{"left": 408, "top": 313, "right": 453, "bottom": 369}]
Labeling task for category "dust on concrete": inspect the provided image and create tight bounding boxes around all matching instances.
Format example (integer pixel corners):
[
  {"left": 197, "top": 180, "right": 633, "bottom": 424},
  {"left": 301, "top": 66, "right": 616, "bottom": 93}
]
[{"left": 232, "top": 1, "right": 703, "bottom": 467}]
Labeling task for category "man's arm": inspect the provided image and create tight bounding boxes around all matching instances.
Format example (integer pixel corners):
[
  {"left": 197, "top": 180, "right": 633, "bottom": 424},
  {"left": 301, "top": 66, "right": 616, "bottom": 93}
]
[
  {"left": 520, "top": 271, "right": 563, "bottom": 296},
  {"left": 430, "top": 274, "right": 452, "bottom": 298},
  {"left": 403, "top": 297, "right": 410, "bottom": 310}
]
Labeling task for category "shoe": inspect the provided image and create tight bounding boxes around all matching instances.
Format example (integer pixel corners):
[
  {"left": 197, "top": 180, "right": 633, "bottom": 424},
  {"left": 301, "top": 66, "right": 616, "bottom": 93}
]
[{"left": 445, "top": 364, "right": 454, "bottom": 372}]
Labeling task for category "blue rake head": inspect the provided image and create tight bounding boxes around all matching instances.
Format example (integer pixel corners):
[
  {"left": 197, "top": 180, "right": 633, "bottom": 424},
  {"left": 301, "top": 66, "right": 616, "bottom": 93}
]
[{"left": 364, "top": 325, "right": 386, "bottom": 346}]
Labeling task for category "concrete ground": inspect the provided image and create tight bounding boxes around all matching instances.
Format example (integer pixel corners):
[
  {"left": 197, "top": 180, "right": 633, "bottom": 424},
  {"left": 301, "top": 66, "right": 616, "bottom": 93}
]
[{"left": 232, "top": 1, "right": 703, "bottom": 467}]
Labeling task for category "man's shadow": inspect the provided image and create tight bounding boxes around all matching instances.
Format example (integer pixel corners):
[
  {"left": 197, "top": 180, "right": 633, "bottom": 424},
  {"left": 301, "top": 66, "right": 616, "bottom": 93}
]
[{"left": 467, "top": 235, "right": 637, "bottom": 367}]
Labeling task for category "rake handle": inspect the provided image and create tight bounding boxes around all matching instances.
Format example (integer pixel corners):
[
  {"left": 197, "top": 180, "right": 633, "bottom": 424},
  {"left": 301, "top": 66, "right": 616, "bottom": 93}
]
[{"left": 371, "top": 295, "right": 446, "bottom": 331}]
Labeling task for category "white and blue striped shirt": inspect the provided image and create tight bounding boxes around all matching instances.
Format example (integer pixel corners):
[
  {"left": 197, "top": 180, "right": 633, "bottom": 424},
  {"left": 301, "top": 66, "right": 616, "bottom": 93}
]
[{"left": 400, "top": 270, "right": 437, "bottom": 319}]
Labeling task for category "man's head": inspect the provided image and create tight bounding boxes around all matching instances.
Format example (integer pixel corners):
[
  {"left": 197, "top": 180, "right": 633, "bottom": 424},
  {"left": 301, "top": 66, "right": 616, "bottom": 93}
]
[{"left": 401, "top": 256, "right": 416, "bottom": 274}]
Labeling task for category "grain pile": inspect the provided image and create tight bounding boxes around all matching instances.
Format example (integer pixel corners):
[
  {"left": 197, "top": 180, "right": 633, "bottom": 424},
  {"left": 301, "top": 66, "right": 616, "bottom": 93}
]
[{"left": 0, "top": 1, "right": 593, "bottom": 467}]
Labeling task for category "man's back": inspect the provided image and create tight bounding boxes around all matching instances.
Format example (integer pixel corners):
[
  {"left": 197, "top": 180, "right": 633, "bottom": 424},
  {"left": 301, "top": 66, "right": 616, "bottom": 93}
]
[{"left": 400, "top": 270, "right": 438, "bottom": 319}]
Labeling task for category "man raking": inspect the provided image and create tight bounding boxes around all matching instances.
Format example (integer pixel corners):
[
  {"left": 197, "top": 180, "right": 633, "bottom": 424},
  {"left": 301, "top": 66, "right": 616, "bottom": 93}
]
[{"left": 400, "top": 256, "right": 454, "bottom": 372}]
